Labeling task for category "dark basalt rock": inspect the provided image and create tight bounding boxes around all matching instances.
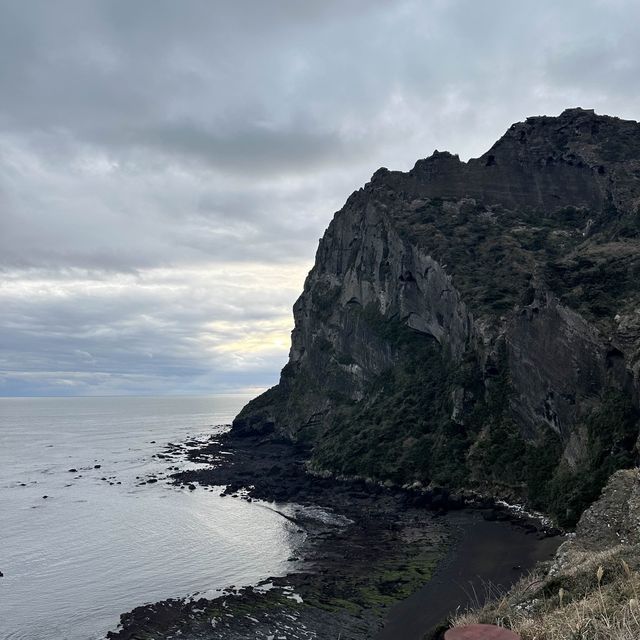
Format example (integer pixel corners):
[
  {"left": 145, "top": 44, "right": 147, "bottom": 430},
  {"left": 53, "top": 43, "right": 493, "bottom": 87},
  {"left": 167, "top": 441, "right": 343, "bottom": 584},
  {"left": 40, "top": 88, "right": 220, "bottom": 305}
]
[{"left": 232, "top": 108, "right": 640, "bottom": 528}]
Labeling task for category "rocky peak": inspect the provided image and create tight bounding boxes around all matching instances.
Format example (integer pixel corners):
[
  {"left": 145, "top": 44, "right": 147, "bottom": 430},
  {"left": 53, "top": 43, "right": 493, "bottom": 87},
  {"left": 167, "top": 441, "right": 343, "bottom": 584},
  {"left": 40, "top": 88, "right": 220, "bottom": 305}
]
[
  {"left": 484, "top": 107, "right": 640, "bottom": 168},
  {"left": 357, "top": 109, "right": 638, "bottom": 216}
]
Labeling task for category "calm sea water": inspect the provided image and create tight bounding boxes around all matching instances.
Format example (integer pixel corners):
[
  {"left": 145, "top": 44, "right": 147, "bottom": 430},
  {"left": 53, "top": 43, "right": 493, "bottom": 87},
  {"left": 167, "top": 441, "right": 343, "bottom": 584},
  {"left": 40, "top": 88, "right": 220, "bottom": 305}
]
[{"left": 0, "top": 396, "right": 305, "bottom": 640}]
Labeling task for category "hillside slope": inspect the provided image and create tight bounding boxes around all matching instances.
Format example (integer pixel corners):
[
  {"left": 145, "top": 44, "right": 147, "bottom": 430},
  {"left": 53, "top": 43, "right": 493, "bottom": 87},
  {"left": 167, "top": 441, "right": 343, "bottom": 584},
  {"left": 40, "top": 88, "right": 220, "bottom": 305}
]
[{"left": 234, "top": 108, "right": 640, "bottom": 526}]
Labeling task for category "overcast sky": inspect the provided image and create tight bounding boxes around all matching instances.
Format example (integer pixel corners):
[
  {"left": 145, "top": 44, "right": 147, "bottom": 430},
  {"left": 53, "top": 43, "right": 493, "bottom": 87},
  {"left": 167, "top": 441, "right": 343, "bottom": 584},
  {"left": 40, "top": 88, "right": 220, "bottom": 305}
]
[{"left": 1, "top": 0, "right": 639, "bottom": 396}]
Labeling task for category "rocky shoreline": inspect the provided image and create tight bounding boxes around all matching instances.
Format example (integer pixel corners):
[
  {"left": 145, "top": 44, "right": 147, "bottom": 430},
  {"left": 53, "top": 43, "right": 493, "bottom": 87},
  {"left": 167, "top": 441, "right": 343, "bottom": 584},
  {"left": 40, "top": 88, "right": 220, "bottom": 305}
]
[{"left": 107, "top": 429, "right": 562, "bottom": 640}]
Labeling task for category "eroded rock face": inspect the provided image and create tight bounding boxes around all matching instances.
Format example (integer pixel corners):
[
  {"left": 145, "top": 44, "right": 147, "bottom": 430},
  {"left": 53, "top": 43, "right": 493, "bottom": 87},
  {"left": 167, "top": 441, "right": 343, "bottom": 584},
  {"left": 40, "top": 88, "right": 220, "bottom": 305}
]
[
  {"left": 234, "top": 108, "right": 640, "bottom": 523},
  {"left": 574, "top": 468, "right": 640, "bottom": 550},
  {"left": 506, "top": 294, "right": 608, "bottom": 447}
]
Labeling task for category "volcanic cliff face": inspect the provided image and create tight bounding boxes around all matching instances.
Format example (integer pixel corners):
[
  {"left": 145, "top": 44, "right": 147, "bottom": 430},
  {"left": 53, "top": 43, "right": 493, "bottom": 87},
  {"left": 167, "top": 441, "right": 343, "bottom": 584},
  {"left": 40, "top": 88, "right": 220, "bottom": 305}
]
[{"left": 234, "top": 108, "right": 640, "bottom": 526}]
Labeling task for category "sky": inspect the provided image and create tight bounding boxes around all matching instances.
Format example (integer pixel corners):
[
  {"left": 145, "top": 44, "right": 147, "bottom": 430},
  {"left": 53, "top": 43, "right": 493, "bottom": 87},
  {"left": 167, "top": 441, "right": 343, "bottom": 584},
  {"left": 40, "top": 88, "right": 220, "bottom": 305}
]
[{"left": 1, "top": 0, "right": 639, "bottom": 396}]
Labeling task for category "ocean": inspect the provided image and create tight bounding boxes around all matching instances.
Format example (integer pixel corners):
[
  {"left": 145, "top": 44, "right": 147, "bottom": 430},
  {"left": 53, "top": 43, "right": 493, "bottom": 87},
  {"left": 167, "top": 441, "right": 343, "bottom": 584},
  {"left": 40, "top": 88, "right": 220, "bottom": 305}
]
[{"left": 0, "top": 395, "right": 304, "bottom": 640}]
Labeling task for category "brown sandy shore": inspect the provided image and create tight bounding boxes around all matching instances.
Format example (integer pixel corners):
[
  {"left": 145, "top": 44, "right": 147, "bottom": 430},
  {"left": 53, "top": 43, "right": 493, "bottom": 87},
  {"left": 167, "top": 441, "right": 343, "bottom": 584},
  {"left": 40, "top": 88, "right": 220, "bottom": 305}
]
[{"left": 107, "top": 430, "right": 561, "bottom": 640}]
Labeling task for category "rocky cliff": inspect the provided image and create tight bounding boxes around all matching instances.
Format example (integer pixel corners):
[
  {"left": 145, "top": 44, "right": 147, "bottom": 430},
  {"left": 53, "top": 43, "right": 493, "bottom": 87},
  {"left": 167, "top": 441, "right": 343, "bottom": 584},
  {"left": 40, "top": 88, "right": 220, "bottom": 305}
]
[{"left": 234, "top": 108, "right": 640, "bottom": 526}]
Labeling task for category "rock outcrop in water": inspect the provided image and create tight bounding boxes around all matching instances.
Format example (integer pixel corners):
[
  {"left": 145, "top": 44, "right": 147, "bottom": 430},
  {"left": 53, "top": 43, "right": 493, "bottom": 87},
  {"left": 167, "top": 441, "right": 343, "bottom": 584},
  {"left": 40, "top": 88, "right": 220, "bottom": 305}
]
[{"left": 234, "top": 108, "right": 640, "bottom": 527}]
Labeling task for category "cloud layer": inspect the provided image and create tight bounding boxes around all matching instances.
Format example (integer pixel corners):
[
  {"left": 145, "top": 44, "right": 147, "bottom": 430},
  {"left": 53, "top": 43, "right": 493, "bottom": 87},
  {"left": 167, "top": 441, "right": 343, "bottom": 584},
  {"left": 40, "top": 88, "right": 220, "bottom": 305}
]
[{"left": 1, "top": 0, "right": 639, "bottom": 395}]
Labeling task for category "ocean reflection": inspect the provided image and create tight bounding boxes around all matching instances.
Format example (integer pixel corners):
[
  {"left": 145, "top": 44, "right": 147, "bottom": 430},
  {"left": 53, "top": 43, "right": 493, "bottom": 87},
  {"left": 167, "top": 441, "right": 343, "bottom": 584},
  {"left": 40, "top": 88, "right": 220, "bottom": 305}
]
[{"left": 0, "top": 396, "right": 303, "bottom": 640}]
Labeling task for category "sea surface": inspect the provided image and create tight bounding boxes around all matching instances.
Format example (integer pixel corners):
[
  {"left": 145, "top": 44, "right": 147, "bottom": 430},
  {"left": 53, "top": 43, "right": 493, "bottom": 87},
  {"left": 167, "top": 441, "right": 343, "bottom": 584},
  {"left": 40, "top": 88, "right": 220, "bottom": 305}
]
[{"left": 0, "top": 395, "right": 306, "bottom": 640}]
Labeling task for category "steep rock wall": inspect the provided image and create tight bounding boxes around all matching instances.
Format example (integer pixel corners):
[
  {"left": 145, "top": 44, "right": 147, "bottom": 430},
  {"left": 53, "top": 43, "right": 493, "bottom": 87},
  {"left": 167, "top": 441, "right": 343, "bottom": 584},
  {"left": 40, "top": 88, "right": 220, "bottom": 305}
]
[{"left": 234, "top": 108, "right": 640, "bottom": 526}]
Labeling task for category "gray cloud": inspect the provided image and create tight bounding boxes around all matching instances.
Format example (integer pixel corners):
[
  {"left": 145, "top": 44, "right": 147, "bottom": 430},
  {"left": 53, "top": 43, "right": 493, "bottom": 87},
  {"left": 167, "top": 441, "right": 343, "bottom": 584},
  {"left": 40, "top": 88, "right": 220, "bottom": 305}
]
[
  {"left": 1, "top": 0, "right": 639, "bottom": 395},
  {"left": 0, "top": 265, "right": 301, "bottom": 395}
]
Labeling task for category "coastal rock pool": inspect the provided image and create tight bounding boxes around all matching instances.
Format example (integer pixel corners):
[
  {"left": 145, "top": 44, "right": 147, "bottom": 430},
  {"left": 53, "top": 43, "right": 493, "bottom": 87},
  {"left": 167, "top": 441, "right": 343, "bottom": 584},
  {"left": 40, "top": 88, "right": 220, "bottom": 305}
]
[{"left": 0, "top": 395, "right": 305, "bottom": 640}]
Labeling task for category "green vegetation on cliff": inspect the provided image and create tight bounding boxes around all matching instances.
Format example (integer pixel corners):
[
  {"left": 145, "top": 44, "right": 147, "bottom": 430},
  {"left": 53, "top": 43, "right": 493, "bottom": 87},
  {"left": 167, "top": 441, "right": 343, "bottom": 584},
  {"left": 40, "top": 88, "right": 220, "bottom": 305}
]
[
  {"left": 234, "top": 109, "right": 640, "bottom": 529},
  {"left": 310, "top": 308, "right": 638, "bottom": 528},
  {"left": 543, "top": 391, "right": 639, "bottom": 527},
  {"left": 311, "top": 307, "right": 458, "bottom": 485},
  {"left": 395, "top": 197, "right": 640, "bottom": 327}
]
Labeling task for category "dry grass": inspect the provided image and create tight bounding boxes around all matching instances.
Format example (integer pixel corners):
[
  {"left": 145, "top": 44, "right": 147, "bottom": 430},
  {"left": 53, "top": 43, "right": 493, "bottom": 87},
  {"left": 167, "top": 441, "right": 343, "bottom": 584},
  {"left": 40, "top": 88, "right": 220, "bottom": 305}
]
[{"left": 450, "top": 543, "right": 640, "bottom": 640}]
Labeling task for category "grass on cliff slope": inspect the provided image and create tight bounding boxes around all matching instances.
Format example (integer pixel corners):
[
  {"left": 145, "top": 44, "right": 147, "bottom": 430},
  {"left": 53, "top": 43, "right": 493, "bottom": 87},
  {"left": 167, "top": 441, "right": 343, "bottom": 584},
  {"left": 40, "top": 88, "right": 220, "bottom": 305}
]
[
  {"left": 451, "top": 544, "right": 640, "bottom": 640},
  {"left": 310, "top": 307, "right": 639, "bottom": 528},
  {"left": 309, "top": 309, "right": 536, "bottom": 492},
  {"left": 395, "top": 198, "right": 640, "bottom": 328},
  {"left": 309, "top": 308, "right": 466, "bottom": 487},
  {"left": 537, "top": 390, "right": 639, "bottom": 528}
]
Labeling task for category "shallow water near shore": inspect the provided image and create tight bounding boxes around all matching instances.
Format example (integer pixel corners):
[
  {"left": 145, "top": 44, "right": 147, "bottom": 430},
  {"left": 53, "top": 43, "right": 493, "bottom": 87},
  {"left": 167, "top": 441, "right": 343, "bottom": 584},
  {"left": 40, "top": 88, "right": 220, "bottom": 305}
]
[
  {"left": 1, "top": 395, "right": 561, "bottom": 640},
  {"left": 0, "top": 395, "right": 305, "bottom": 640}
]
